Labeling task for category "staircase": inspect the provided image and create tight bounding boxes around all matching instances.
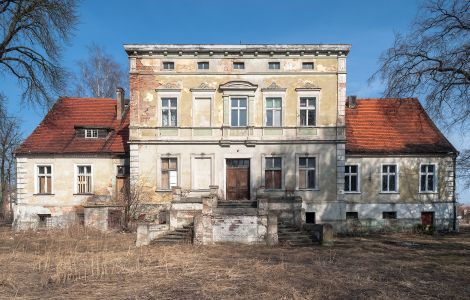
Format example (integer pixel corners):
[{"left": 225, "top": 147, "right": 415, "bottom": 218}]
[
  {"left": 151, "top": 225, "right": 193, "bottom": 244},
  {"left": 278, "top": 222, "right": 319, "bottom": 247},
  {"left": 214, "top": 200, "right": 258, "bottom": 215}
]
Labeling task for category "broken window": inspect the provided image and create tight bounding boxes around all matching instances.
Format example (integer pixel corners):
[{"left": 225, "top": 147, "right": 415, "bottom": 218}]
[
  {"left": 420, "top": 164, "right": 436, "bottom": 192},
  {"left": 265, "top": 97, "right": 282, "bottom": 127},
  {"left": 344, "top": 165, "right": 359, "bottom": 192},
  {"left": 268, "top": 62, "right": 280, "bottom": 70},
  {"left": 382, "top": 211, "right": 397, "bottom": 219},
  {"left": 76, "top": 165, "right": 92, "bottom": 194},
  {"left": 161, "top": 98, "right": 177, "bottom": 127},
  {"left": 302, "top": 62, "right": 314, "bottom": 70},
  {"left": 299, "top": 157, "right": 316, "bottom": 189},
  {"left": 382, "top": 164, "right": 398, "bottom": 192},
  {"left": 306, "top": 212, "right": 316, "bottom": 224},
  {"left": 161, "top": 158, "right": 177, "bottom": 189},
  {"left": 198, "top": 61, "right": 209, "bottom": 70},
  {"left": 299, "top": 97, "right": 316, "bottom": 126},
  {"left": 163, "top": 61, "right": 174, "bottom": 70},
  {"left": 233, "top": 62, "right": 245, "bottom": 69},
  {"left": 38, "top": 214, "right": 52, "bottom": 228},
  {"left": 37, "top": 165, "right": 52, "bottom": 194},
  {"left": 230, "top": 97, "right": 247, "bottom": 127},
  {"left": 265, "top": 157, "right": 282, "bottom": 190}
]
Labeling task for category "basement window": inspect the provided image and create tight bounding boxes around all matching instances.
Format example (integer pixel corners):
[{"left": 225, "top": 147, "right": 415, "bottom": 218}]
[
  {"left": 38, "top": 214, "right": 52, "bottom": 228},
  {"left": 306, "top": 212, "right": 316, "bottom": 224},
  {"left": 382, "top": 211, "right": 397, "bottom": 219},
  {"left": 163, "top": 61, "right": 174, "bottom": 70}
]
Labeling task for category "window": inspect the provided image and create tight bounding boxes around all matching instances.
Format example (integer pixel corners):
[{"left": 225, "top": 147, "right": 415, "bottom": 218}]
[
  {"left": 382, "top": 164, "right": 398, "bottom": 192},
  {"left": 163, "top": 61, "right": 174, "bottom": 70},
  {"left": 198, "top": 61, "right": 209, "bottom": 70},
  {"left": 299, "top": 97, "right": 316, "bottom": 126},
  {"left": 306, "top": 212, "right": 316, "bottom": 224},
  {"left": 38, "top": 214, "right": 52, "bottom": 228},
  {"left": 76, "top": 165, "right": 92, "bottom": 194},
  {"left": 299, "top": 157, "right": 316, "bottom": 189},
  {"left": 117, "top": 165, "right": 129, "bottom": 177},
  {"left": 162, "top": 98, "right": 177, "bottom": 127},
  {"left": 266, "top": 97, "right": 282, "bottom": 127},
  {"left": 230, "top": 98, "right": 247, "bottom": 127},
  {"left": 383, "top": 211, "right": 397, "bottom": 219},
  {"left": 233, "top": 62, "right": 245, "bottom": 69},
  {"left": 344, "top": 165, "right": 359, "bottom": 192},
  {"left": 346, "top": 212, "right": 359, "bottom": 220},
  {"left": 37, "top": 165, "right": 52, "bottom": 194},
  {"left": 265, "top": 157, "right": 282, "bottom": 189},
  {"left": 161, "top": 158, "right": 177, "bottom": 189},
  {"left": 268, "top": 62, "right": 280, "bottom": 70},
  {"left": 420, "top": 164, "right": 436, "bottom": 192},
  {"left": 85, "top": 129, "right": 98, "bottom": 138},
  {"left": 302, "top": 62, "right": 314, "bottom": 70}
]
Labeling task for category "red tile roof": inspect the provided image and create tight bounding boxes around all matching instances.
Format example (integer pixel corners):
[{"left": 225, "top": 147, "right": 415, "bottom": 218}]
[
  {"left": 16, "top": 98, "right": 129, "bottom": 155},
  {"left": 346, "top": 98, "right": 457, "bottom": 155}
]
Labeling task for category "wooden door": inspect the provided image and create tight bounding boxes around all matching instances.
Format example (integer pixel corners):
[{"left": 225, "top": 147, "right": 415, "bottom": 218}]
[
  {"left": 421, "top": 212, "right": 434, "bottom": 226},
  {"left": 226, "top": 159, "right": 250, "bottom": 200}
]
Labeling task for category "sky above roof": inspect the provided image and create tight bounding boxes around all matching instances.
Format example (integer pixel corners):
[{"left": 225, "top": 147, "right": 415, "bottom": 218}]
[{"left": 3, "top": 0, "right": 469, "bottom": 202}]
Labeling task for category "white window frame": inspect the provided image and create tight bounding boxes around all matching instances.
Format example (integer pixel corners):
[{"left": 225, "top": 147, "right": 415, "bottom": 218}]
[
  {"left": 74, "top": 164, "right": 93, "bottom": 194},
  {"left": 262, "top": 155, "right": 284, "bottom": 190},
  {"left": 296, "top": 154, "right": 319, "bottom": 190},
  {"left": 230, "top": 97, "right": 248, "bottom": 127},
  {"left": 265, "top": 97, "right": 283, "bottom": 127},
  {"left": 344, "top": 164, "right": 360, "bottom": 193},
  {"left": 161, "top": 97, "right": 178, "bottom": 127},
  {"left": 297, "top": 90, "right": 320, "bottom": 127},
  {"left": 419, "top": 163, "right": 438, "bottom": 193},
  {"left": 381, "top": 164, "right": 399, "bottom": 193},
  {"left": 34, "top": 164, "right": 53, "bottom": 194},
  {"left": 156, "top": 90, "right": 181, "bottom": 128},
  {"left": 85, "top": 129, "right": 98, "bottom": 138}
]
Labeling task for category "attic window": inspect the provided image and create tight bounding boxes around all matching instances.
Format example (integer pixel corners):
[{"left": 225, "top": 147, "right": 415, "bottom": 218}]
[{"left": 85, "top": 129, "right": 98, "bottom": 138}]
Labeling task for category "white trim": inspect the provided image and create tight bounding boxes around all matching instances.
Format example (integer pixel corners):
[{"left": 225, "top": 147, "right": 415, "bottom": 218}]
[
  {"left": 262, "top": 90, "right": 285, "bottom": 128},
  {"left": 74, "top": 164, "right": 93, "bottom": 194},
  {"left": 34, "top": 164, "right": 53, "bottom": 194},
  {"left": 156, "top": 90, "right": 181, "bottom": 127},
  {"left": 419, "top": 163, "right": 438, "bottom": 193},
  {"left": 297, "top": 90, "right": 320, "bottom": 127},
  {"left": 295, "top": 153, "right": 320, "bottom": 190},
  {"left": 380, "top": 163, "right": 399, "bottom": 193},
  {"left": 344, "top": 163, "right": 361, "bottom": 193},
  {"left": 229, "top": 96, "right": 248, "bottom": 127}
]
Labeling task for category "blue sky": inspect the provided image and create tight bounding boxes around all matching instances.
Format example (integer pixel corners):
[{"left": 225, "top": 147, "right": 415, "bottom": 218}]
[{"left": 3, "top": 0, "right": 469, "bottom": 202}]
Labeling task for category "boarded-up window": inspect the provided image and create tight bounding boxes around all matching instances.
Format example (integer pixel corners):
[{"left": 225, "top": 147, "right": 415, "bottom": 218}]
[
  {"left": 193, "top": 98, "right": 211, "bottom": 127},
  {"left": 77, "top": 165, "right": 92, "bottom": 194},
  {"left": 265, "top": 157, "right": 282, "bottom": 189},
  {"left": 193, "top": 157, "right": 211, "bottom": 189},
  {"left": 162, "top": 158, "right": 177, "bottom": 189},
  {"left": 299, "top": 157, "right": 316, "bottom": 189},
  {"left": 37, "top": 165, "right": 52, "bottom": 194}
]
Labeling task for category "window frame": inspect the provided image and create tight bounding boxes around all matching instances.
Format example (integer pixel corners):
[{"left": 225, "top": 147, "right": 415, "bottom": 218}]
[
  {"left": 233, "top": 62, "right": 245, "bottom": 70},
  {"left": 263, "top": 156, "right": 283, "bottom": 190},
  {"left": 74, "top": 164, "right": 93, "bottom": 194},
  {"left": 299, "top": 96, "right": 317, "bottom": 127},
  {"left": 85, "top": 129, "right": 98, "bottom": 139},
  {"left": 419, "top": 163, "right": 438, "bottom": 193},
  {"left": 230, "top": 97, "right": 248, "bottom": 127},
  {"left": 302, "top": 62, "right": 314, "bottom": 70},
  {"left": 265, "top": 97, "right": 283, "bottom": 127},
  {"left": 197, "top": 61, "right": 209, "bottom": 70},
  {"left": 346, "top": 212, "right": 359, "bottom": 220},
  {"left": 268, "top": 61, "right": 280, "bottom": 70},
  {"left": 161, "top": 97, "right": 178, "bottom": 127},
  {"left": 380, "top": 164, "right": 399, "bottom": 193},
  {"left": 35, "top": 164, "right": 53, "bottom": 194},
  {"left": 344, "top": 164, "right": 360, "bottom": 193},
  {"left": 297, "top": 155, "right": 318, "bottom": 190},
  {"left": 162, "top": 61, "right": 175, "bottom": 70},
  {"left": 159, "top": 156, "right": 179, "bottom": 191}
]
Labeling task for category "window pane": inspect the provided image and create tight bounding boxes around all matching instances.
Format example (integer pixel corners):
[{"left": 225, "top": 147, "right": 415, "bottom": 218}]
[
  {"left": 170, "top": 99, "right": 177, "bottom": 107},
  {"left": 350, "top": 165, "right": 357, "bottom": 173},
  {"left": 162, "top": 171, "right": 169, "bottom": 189},
  {"left": 307, "top": 158, "right": 315, "bottom": 168},
  {"left": 266, "top": 110, "right": 273, "bottom": 126},
  {"left": 170, "top": 109, "right": 177, "bottom": 126},
  {"left": 299, "top": 170, "right": 306, "bottom": 189},
  {"left": 273, "top": 170, "right": 282, "bottom": 189},
  {"left": 265, "top": 170, "right": 273, "bottom": 189},
  {"left": 308, "top": 98, "right": 316, "bottom": 107},
  {"left": 239, "top": 99, "right": 247, "bottom": 108},
  {"left": 169, "top": 158, "right": 177, "bottom": 170},
  {"left": 420, "top": 175, "right": 426, "bottom": 191},
  {"left": 351, "top": 175, "right": 357, "bottom": 191},
  {"left": 231, "top": 99, "right": 238, "bottom": 107},
  {"left": 427, "top": 176, "right": 434, "bottom": 191},
  {"left": 47, "top": 177, "right": 51, "bottom": 193},
  {"left": 169, "top": 170, "right": 177, "bottom": 188},
  {"left": 421, "top": 165, "right": 426, "bottom": 173},
  {"left": 428, "top": 165, "right": 434, "bottom": 172},
  {"left": 39, "top": 177, "right": 45, "bottom": 193},
  {"left": 345, "top": 176, "right": 350, "bottom": 191},
  {"left": 273, "top": 110, "right": 281, "bottom": 126},
  {"left": 239, "top": 110, "right": 247, "bottom": 126},
  {"left": 389, "top": 165, "right": 396, "bottom": 173},
  {"left": 308, "top": 109, "right": 316, "bottom": 126},
  {"left": 300, "top": 110, "right": 307, "bottom": 126},
  {"left": 231, "top": 110, "right": 238, "bottom": 126},
  {"left": 273, "top": 158, "right": 282, "bottom": 168},
  {"left": 299, "top": 158, "right": 307, "bottom": 167},
  {"left": 382, "top": 175, "right": 388, "bottom": 191},
  {"left": 162, "top": 110, "right": 169, "bottom": 126},
  {"left": 162, "top": 99, "right": 168, "bottom": 107},
  {"left": 307, "top": 170, "right": 315, "bottom": 188},
  {"left": 266, "top": 158, "right": 273, "bottom": 169},
  {"left": 161, "top": 159, "right": 169, "bottom": 170},
  {"left": 389, "top": 175, "right": 396, "bottom": 191},
  {"left": 266, "top": 99, "right": 273, "bottom": 108},
  {"left": 345, "top": 165, "right": 350, "bottom": 173},
  {"left": 300, "top": 99, "right": 307, "bottom": 107}
]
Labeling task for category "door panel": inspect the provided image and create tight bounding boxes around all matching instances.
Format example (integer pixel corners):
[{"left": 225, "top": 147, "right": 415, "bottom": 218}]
[{"left": 226, "top": 159, "right": 250, "bottom": 200}]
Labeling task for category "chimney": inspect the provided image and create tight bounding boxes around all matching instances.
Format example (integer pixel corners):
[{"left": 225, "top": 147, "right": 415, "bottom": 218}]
[
  {"left": 347, "top": 95, "right": 357, "bottom": 108},
  {"left": 116, "top": 87, "right": 125, "bottom": 120}
]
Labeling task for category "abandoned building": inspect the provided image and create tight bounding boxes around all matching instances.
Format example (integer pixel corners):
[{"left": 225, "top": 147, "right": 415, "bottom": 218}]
[{"left": 13, "top": 44, "right": 458, "bottom": 245}]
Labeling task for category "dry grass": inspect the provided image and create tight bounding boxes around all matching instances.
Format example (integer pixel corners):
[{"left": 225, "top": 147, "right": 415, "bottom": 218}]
[{"left": 0, "top": 225, "right": 469, "bottom": 299}]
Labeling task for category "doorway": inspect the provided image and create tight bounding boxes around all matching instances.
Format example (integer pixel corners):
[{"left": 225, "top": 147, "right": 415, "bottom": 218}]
[{"left": 226, "top": 159, "right": 250, "bottom": 200}]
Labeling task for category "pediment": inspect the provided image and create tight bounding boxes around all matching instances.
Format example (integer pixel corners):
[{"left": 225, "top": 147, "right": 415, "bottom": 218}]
[
  {"left": 156, "top": 82, "right": 181, "bottom": 91},
  {"left": 295, "top": 81, "right": 321, "bottom": 92},
  {"left": 219, "top": 80, "right": 258, "bottom": 91},
  {"left": 261, "top": 81, "right": 286, "bottom": 92},
  {"left": 190, "top": 82, "right": 216, "bottom": 92}
]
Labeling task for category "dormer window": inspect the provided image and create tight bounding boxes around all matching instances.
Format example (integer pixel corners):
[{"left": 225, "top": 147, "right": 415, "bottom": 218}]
[{"left": 85, "top": 129, "right": 98, "bottom": 139}]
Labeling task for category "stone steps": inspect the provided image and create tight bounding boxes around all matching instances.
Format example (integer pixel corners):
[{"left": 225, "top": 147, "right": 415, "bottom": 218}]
[
  {"left": 217, "top": 201, "right": 257, "bottom": 208},
  {"left": 151, "top": 225, "right": 193, "bottom": 244},
  {"left": 213, "top": 207, "right": 258, "bottom": 216},
  {"left": 278, "top": 222, "right": 319, "bottom": 247}
]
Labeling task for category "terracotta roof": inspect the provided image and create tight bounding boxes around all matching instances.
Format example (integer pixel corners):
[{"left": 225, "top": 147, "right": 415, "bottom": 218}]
[
  {"left": 16, "top": 98, "right": 129, "bottom": 155},
  {"left": 346, "top": 98, "right": 457, "bottom": 155}
]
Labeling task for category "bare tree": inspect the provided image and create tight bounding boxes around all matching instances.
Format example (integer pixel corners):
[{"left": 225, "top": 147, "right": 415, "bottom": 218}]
[
  {"left": 0, "top": 95, "right": 22, "bottom": 220},
  {"left": 458, "top": 150, "right": 470, "bottom": 190},
  {"left": 0, "top": 0, "right": 79, "bottom": 108},
  {"left": 72, "top": 43, "right": 128, "bottom": 98},
  {"left": 121, "top": 178, "right": 147, "bottom": 231}
]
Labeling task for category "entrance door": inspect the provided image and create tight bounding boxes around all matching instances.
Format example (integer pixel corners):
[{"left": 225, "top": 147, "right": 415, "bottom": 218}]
[
  {"left": 421, "top": 212, "right": 434, "bottom": 226},
  {"left": 226, "top": 159, "right": 250, "bottom": 200}
]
